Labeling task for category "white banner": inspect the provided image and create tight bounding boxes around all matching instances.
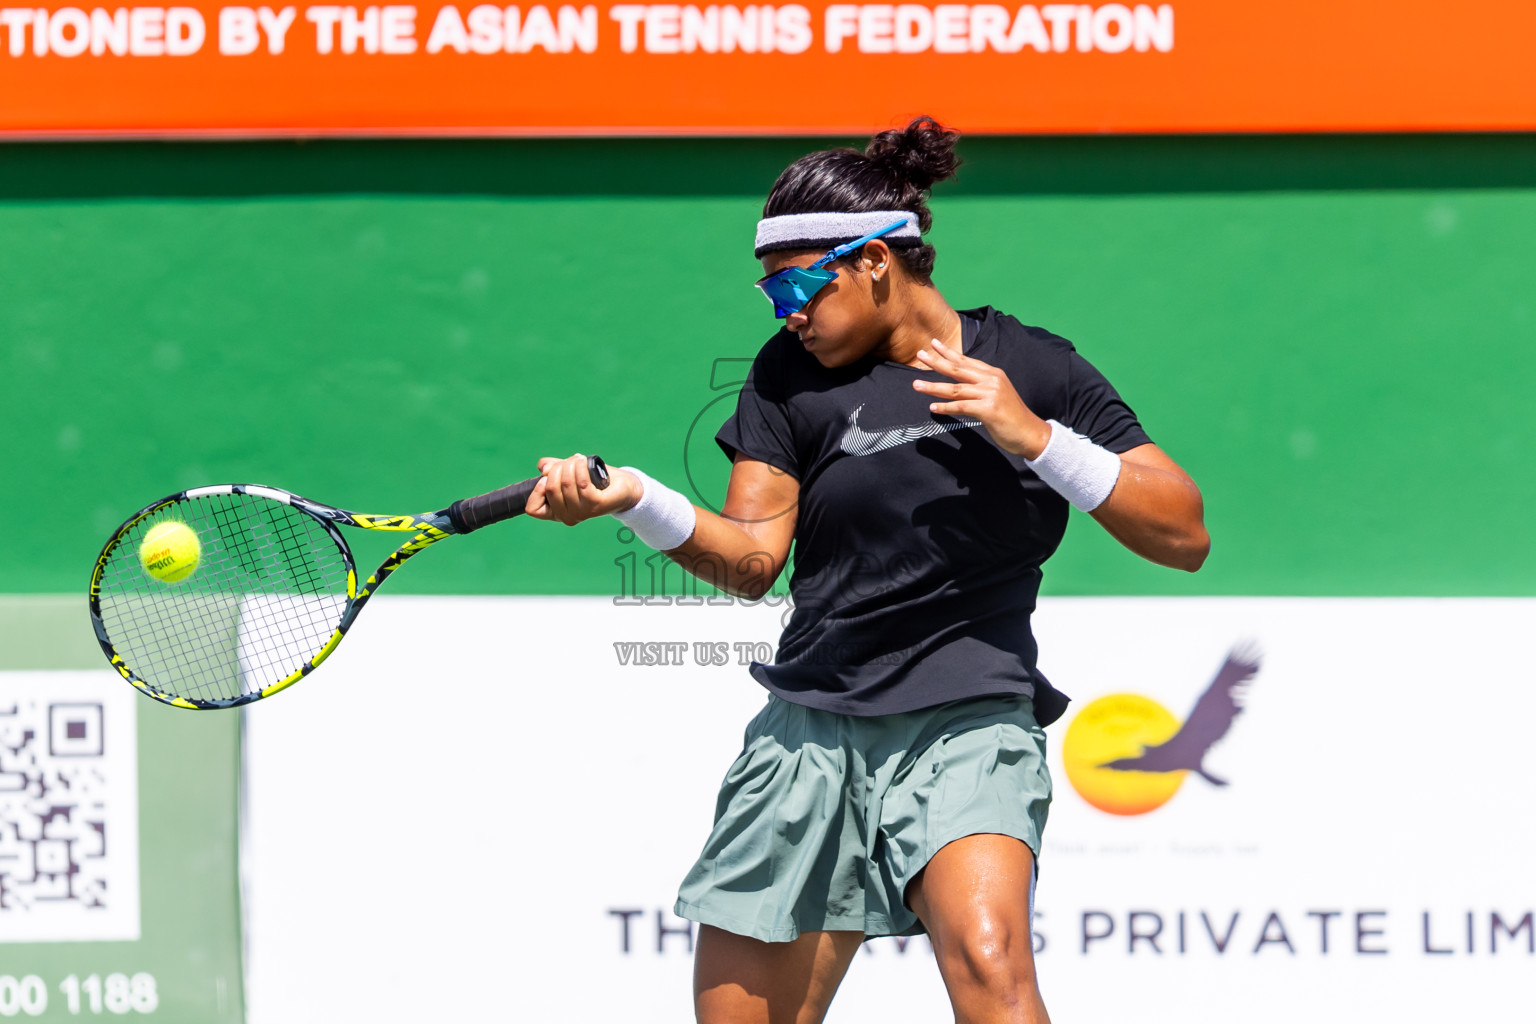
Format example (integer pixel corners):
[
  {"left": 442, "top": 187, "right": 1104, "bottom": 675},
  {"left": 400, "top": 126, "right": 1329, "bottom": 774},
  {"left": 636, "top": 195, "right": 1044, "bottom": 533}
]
[{"left": 243, "top": 597, "right": 1535, "bottom": 1022}]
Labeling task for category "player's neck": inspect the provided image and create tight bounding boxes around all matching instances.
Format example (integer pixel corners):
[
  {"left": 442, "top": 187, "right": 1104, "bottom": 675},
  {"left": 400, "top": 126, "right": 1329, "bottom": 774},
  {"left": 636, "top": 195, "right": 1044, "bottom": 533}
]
[{"left": 885, "top": 286, "right": 960, "bottom": 367}]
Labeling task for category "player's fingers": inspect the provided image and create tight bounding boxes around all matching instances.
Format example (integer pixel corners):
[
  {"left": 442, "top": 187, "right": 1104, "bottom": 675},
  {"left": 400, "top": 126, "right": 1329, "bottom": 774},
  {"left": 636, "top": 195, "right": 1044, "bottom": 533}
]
[
  {"left": 912, "top": 378, "right": 975, "bottom": 399},
  {"left": 572, "top": 452, "right": 592, "bottom": 492},
  {"left": 536, "top": 456, "right": 568, "bottom": 518},
  {"left": 916, "top": 341, "right": 984, "bottom": 383},
  {"left": 557, "top": 456, "right": 585, "bottom": 521},
  {"left": 524, "top": 477, "right": 553, "bottom": 519},
  {"left": 542, "top": 460, "right": 572, "bottom": 523},
  {"left": 546, "top": 457, "right": 580, "bottom": 525},
  {"left": 913, "top": 343, "right": 952, "bottom": 371},
  {"left": 926, "top": 399, "right": 979, "bottom": 417},
  {"left": 934, "top": 338, "right": 1001, "bottom": 379}
]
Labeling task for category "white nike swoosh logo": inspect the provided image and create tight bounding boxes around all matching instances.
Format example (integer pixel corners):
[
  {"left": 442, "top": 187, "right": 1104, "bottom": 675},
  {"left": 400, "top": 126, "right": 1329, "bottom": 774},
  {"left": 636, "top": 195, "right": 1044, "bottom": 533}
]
[{"left": 838, "top": 404, "right": 983, "bottom": 457}]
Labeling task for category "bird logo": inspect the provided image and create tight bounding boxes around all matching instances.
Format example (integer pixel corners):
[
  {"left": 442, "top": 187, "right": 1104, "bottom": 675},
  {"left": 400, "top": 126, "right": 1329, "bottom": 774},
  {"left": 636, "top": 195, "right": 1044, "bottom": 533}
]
[{"left": 1061, "top": 647, "right": 1261, "bottom": 816}]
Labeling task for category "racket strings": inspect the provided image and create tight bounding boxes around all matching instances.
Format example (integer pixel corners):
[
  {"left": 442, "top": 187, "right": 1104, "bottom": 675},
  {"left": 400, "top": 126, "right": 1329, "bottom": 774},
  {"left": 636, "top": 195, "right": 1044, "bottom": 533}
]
[{"left": 96, "top": 492, "right": 352, "bottom": 704}]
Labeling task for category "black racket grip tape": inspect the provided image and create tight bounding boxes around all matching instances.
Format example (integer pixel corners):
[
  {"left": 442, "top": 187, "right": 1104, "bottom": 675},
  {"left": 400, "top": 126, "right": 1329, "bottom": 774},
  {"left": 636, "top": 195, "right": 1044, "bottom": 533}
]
[{"left": 447, "top": 456, "right": 609, "bottom": 534}]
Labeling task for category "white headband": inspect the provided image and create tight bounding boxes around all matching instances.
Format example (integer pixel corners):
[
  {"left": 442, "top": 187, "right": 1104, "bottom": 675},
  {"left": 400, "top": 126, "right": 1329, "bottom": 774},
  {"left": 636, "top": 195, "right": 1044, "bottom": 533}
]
[{"left": 754, "top": 210, "right": 921, "bottom": 258}]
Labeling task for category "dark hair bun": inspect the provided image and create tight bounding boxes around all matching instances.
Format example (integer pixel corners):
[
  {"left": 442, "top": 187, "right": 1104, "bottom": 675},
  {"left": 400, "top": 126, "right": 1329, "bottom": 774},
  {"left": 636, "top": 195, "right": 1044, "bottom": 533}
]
[
  {"left": 865, "top": 116, "right": 962, "bottom": 191},
  {"left": 760, "top": 115, "right": 962, "bottom": 279}
]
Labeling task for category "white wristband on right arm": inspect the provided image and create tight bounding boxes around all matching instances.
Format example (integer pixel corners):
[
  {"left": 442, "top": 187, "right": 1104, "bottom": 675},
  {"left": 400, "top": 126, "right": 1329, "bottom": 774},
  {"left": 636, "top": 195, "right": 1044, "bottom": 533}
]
[
  {"left": 612, "top": 467, "right": 698, "bottom": 551},
  {"left": 1025, "top": 420, "right": 1122, "bottom": 513}
]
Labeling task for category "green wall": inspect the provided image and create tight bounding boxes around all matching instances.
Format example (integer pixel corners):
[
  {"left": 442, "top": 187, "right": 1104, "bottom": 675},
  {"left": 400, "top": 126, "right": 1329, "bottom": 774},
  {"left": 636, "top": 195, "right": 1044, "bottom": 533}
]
[{"left": 4, "top": 135, "right": 1535, "bottom": 597}]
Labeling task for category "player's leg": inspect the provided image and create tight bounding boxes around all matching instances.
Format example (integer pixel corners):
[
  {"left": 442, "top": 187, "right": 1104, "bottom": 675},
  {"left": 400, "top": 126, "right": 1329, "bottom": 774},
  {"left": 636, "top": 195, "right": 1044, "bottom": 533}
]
[
  {"left": 694, "top": 926, "right": 864, "bottom": 1024},
  {"left": 906, "top": 834, "right": 1050, "bottom": 1024}
]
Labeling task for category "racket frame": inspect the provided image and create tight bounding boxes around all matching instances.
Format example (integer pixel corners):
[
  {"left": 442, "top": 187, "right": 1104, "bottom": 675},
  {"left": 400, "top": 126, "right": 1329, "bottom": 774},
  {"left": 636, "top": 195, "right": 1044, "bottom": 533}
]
[{"left": 89, "top": 483, "right": 454, "bottom": 711}]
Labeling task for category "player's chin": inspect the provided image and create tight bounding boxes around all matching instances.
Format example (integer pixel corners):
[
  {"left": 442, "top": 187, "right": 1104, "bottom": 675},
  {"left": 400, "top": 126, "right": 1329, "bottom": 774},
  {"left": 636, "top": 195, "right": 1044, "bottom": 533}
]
[{"left": 807, "top": 342, "right": 855, "bottom": 369}]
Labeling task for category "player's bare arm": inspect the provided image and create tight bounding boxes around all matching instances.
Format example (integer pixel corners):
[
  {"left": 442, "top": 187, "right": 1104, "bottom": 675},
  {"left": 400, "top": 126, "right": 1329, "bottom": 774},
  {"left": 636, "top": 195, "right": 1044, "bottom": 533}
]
[
  {"left": 914, "top": 337, "right": 1209, "bottom": 572},
  {"left": 529, "top": 452, "right": 798, "bottom": 599},
  {"left": 664, "top": 457, "right": 798, "bottom": 600},
  {"left": 1090, "top": 443, "right": 1209, "bottom": 572}
]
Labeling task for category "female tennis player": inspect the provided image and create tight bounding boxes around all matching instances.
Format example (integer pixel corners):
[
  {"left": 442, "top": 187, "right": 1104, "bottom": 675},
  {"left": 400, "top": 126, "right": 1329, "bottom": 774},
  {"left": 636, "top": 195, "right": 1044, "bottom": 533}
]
[{"left": 529, "top": 117, "right": 1208, "bottom": 1024}]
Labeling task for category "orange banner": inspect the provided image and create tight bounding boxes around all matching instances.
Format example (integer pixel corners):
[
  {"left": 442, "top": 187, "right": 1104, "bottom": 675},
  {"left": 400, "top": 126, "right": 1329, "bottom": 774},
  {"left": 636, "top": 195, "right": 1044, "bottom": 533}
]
[{"left": 2, "top": 2, "right": 1534, "bottom": 136}]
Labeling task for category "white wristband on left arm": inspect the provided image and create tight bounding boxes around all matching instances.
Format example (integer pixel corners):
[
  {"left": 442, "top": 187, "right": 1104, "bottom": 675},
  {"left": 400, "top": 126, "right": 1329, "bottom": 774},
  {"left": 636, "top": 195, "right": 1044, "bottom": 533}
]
[{"left": 1024, "top": 420, "right": 1122, "bottom": 512}]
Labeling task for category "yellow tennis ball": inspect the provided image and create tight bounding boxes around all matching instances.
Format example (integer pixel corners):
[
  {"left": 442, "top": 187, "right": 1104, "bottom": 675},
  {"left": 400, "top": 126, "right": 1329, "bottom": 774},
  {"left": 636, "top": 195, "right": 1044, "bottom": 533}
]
[{"left": 139, "top": 521, "right": 201, "bottom": 584}]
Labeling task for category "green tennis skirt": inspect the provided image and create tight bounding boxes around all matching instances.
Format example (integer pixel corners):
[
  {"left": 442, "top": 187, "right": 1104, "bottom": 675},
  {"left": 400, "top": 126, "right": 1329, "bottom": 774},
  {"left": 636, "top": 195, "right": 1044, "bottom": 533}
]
[{"left": 674, "top": 691, "right": 1051, "bottom": 942}]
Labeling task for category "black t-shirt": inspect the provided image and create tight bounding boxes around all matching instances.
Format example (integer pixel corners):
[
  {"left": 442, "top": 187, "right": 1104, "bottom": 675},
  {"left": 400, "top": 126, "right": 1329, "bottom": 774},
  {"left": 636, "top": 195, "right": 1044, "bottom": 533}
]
[{"left": 715, "top": 306, "right": 1152, "bottom": 726}]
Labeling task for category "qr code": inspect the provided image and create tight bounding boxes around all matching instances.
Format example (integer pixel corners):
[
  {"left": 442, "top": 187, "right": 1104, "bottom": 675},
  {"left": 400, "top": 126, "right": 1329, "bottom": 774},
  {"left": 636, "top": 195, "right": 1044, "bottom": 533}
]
[{"left": 0, "top": 671, "right": 140, "bottom": 943}]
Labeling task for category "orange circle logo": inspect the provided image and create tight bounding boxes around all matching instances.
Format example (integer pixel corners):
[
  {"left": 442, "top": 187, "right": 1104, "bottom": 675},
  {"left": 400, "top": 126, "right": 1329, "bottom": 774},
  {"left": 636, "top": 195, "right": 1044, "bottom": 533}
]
[{"left": 1062, "top": 693, "right": 1187, "bottom": 816}]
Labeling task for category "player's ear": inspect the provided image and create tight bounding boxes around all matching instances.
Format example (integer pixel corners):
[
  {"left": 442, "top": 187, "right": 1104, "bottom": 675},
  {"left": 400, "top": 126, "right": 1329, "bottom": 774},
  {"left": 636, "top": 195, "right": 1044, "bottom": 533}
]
[{"left": 862, "top": 239, "right": 893, "bottom": 282}]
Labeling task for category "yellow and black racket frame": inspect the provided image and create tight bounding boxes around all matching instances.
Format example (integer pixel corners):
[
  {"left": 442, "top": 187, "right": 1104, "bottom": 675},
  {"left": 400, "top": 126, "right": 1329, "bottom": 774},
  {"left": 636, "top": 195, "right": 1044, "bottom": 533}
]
[{"left": 89, "top": 458, "right": 607, "bottom": 711}]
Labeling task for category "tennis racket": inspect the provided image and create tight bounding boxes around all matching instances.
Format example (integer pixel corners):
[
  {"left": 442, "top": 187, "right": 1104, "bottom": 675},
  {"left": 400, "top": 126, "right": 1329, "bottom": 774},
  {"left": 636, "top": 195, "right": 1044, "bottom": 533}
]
[{"left": 88, "top": 456, "right": 609, "bottom": 710}]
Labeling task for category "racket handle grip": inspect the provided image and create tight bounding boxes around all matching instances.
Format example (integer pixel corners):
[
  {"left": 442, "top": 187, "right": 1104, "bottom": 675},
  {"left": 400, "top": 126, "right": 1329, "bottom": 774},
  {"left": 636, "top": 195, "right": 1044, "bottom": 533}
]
[{"left": 447, "top": 455, "right": 610, "bottom": 534}]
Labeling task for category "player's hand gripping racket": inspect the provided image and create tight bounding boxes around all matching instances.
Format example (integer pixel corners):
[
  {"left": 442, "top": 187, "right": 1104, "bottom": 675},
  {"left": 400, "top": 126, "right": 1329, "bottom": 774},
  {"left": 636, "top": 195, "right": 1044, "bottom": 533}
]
[{"left": 88, "top": 457, "right": 609, "bottom": 710}]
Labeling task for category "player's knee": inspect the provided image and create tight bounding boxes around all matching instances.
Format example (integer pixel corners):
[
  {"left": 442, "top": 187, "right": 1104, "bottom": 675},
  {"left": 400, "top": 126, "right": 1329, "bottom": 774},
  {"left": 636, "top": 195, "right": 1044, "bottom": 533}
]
[{"left": 940, "top": 916, "right": 1038, "bottom": 1000}]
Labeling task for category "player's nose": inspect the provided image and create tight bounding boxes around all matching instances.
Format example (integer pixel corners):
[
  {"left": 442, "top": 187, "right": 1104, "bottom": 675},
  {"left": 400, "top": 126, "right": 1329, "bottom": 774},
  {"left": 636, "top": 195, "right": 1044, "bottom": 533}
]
[{"left": 785, "top": 310, "right": 809, "bottom": 331}]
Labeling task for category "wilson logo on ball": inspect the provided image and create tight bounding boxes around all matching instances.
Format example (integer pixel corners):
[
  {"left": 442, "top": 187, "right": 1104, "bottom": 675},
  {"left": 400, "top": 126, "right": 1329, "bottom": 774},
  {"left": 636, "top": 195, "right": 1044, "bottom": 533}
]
[{"left": 138, "top": 522, "right": 201, "bottom": 584}]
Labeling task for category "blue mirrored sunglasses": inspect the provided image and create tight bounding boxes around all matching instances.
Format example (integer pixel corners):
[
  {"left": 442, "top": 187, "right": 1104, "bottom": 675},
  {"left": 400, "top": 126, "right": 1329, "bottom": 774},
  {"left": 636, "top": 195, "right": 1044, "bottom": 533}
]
[{"left": 755, "top": 218, "right": 912, "bottom": 318}]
